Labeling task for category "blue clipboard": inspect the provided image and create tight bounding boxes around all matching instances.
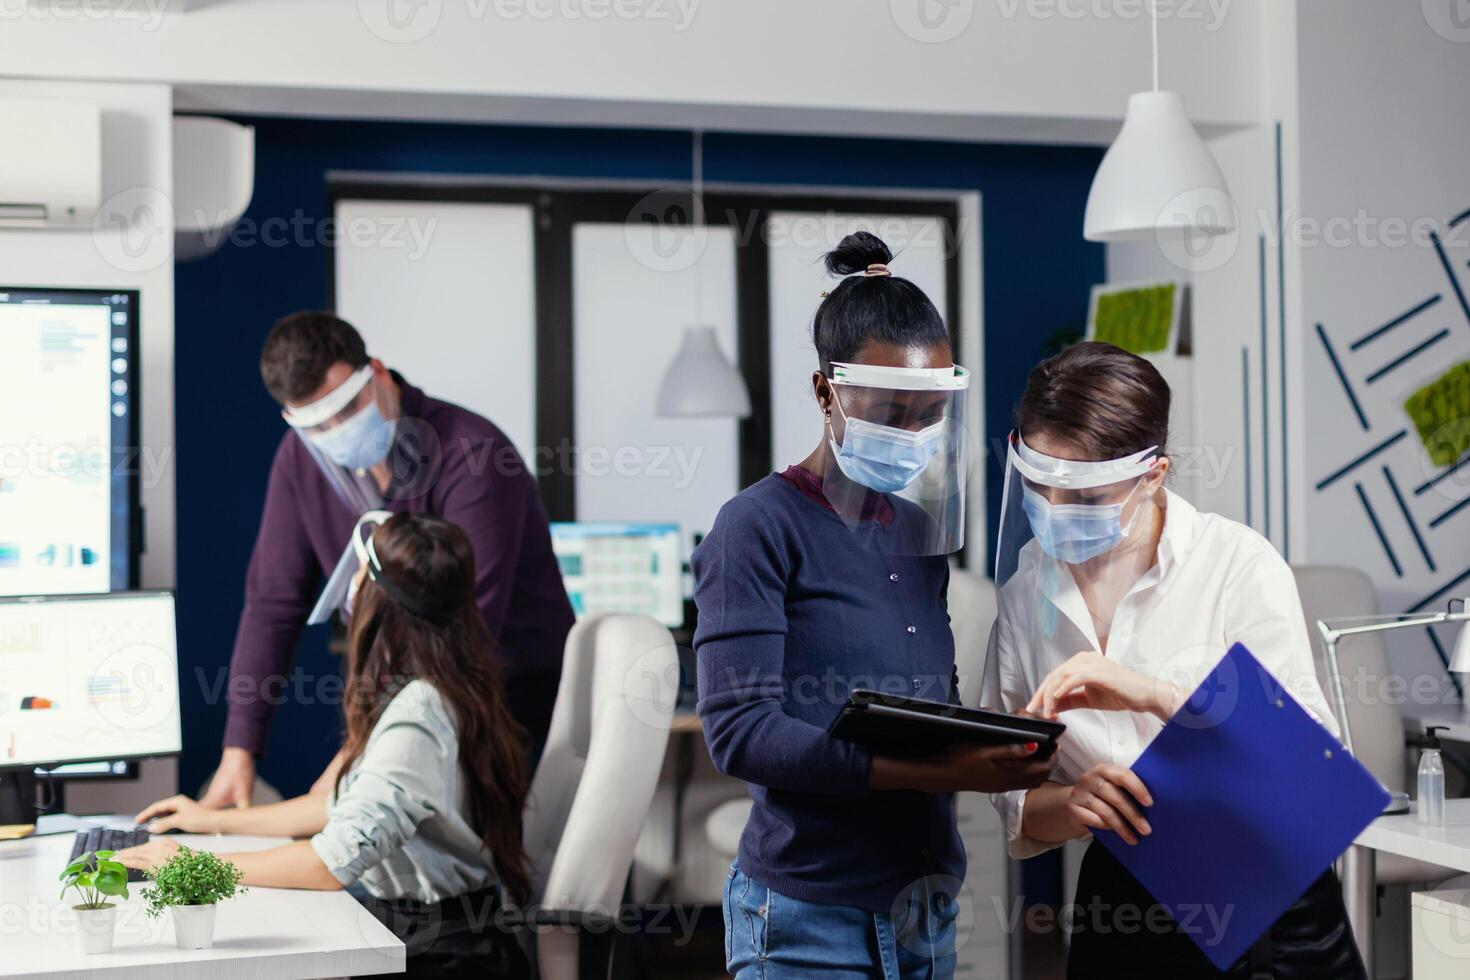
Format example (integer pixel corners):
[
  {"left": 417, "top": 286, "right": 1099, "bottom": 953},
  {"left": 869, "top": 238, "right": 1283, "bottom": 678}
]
[{"left": 1094, "top": 643, "right": 1388, "bottom": 970}]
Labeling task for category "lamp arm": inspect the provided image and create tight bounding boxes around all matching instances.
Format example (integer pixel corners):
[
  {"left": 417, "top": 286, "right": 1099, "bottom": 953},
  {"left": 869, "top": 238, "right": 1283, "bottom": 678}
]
[
  {"left": 1319, "top": 612, "right": 1455, "bottom": 639},
  {"left": 1316, "top": 606, "right": 1470, "bottom": 758},
  {"left": 1319, "top": 630, "right": 1356, "bottom": 756}
]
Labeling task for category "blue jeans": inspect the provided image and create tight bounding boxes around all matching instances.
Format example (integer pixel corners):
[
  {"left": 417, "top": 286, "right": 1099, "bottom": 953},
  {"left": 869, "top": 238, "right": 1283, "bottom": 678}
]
[{"left": 722, "top": 863, "right": 958, "bottom": 980}]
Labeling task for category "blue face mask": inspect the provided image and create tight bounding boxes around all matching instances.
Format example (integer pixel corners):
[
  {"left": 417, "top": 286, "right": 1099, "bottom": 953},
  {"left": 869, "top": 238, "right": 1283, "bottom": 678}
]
[
  {"left": 829, "top": 411, "right": 946, "bottom": 494},
  {"left": 1021, "top": 483, "right": 1137, "bottom": 564},
  {"left": 308, "top": 400, "right": 396, "bottom": 471}
]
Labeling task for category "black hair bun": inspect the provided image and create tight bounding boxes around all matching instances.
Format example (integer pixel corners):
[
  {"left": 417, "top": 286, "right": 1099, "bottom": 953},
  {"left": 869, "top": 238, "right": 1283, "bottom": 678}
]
[{"left": 822, "top": 230, "right": 894, "bottom": 277}]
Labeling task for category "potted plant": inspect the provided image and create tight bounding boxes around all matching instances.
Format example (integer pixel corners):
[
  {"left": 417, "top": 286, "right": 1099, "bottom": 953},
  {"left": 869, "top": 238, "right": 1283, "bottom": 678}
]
[
  {"left": 59, "top": 850, "right": 130, "bottom": 954},
  {"left": 142, "top": 846, "right": 246, "bottom": 949}
]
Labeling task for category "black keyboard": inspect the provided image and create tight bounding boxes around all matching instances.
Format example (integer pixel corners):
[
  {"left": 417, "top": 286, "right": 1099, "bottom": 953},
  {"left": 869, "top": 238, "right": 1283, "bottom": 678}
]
[{"left": 68, "top": 827, "right": 150, "bottom": 882}]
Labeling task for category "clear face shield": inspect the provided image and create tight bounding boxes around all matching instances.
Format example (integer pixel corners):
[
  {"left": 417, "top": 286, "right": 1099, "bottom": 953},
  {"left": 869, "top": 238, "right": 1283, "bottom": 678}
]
[
  {"left": 820, "top": 361, "right": 971, "bottom": 557},
  {"left": 306, "top": 509, "right": 393, "bottom": 626},
  {"left": 282, "top": 364, "right": 397, "bottom": 514},
  {"left": 993, "top": 431, "right": 1166, "bottom": 644}
]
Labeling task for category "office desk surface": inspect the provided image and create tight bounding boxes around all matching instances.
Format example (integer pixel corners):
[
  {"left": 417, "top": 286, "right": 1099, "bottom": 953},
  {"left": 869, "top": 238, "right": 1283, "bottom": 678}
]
[
  {"left": 0, "top": 822, "right": 404, "bottom": 980},
  {"left": 1356, "top": 798, "right": 1470, "bottom": 874}
]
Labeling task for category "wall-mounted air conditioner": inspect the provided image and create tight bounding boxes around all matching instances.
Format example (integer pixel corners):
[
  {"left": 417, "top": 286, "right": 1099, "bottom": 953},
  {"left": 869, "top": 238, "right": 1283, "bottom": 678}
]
[
  {"left": 173, "top": 116, "right": 255, "bottom": 261},
  {"left": 0, "top": 96, "right": 101, "bottom": 228}
]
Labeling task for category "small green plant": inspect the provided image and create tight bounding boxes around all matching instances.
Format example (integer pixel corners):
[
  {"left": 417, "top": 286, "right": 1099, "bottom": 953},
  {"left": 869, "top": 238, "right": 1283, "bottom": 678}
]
[
  {"left": 59, "top": 850, "right": 130, "bottom": 910},
  {"left": 142, "top": 846, "right": 246, "bottom": 919}
]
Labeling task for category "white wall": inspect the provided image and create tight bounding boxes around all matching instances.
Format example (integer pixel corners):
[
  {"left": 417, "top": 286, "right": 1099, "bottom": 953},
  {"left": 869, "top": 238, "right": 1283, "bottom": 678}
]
[
  {"left": 1100, "top": 2, "right": 1470, "bottom": 698},
  {"left": 572, "top": 222, "right": 740, "bottom": 554},
  {"left": 0, "top": 80, "right": 175, "bottom": 589},
  {"left": 1292, "top": 0, "right": 1470, "bottom": 678},
  {"left": 334, "top": 198, "right": 540, "bottom": 463},
  {"left": 0, "top": 78, "right": 177, "bottom": 811},
  {"left": 1102, "top": 243, "right": 1202, "bottom": 505},
  {"left": 0, "top": 0, "right": 1265, "bottom": 143},
  {"left": 1123, "top": 123, "right": 1287, "bottom": 546}
]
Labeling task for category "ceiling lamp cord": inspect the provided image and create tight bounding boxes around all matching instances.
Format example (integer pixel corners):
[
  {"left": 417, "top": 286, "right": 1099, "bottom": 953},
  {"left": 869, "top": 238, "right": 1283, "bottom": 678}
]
[{"left": 1150, "top": 0, "right": 1160, "bottom": 93}]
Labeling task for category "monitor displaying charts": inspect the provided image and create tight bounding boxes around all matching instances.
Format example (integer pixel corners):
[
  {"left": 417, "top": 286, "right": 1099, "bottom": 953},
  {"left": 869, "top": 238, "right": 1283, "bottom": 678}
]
[
  {"left": 0, "top": 591, "right": 180, "bottom": 769},
  {"left": 0, "top": 288, "right": 140, "bottom": 595},
  {"left": 551, "top": 522, "right": 683, "bottom": 628}
]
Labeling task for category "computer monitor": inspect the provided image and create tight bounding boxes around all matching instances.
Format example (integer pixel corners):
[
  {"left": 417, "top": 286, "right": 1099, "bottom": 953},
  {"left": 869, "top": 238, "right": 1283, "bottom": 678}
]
[
  {"left": 0, "top": 287, "right": 141, "bottom": 595},
  {"left": 0, "top": 591, "right": 180, "bottom": 771},
  {"left": 551, "top": 522, "right": 683, "bottom": 628},
  {"left": 35, "top": 759, "right": 135, "bottom": 781}
]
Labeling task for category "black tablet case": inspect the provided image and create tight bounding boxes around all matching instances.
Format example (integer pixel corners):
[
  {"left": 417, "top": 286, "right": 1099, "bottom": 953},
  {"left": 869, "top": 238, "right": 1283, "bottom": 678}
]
[{"left": 827, "top": 690, "right": 1065, "bottom": 758}]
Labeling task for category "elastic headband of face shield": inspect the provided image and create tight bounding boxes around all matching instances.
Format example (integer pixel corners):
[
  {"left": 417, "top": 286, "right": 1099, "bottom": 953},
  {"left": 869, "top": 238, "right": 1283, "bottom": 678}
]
[
  {"left": 281, "top": 364, "right": 374, "bottom": 430},
  {"left": 1007, "top": 432, "right": 1158, "bottom": 490},
  {"left": 352, "top": 511, "right": 458, "bottom": 627},
  {"left": 829, "top": 361, "right": 971, "bottom": 392}
]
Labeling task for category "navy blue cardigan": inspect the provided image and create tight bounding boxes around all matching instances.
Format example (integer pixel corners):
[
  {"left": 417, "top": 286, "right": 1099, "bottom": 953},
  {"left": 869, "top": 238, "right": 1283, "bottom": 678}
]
[{"left": 693, "top": 473, "right": 964, "bottom": 912}]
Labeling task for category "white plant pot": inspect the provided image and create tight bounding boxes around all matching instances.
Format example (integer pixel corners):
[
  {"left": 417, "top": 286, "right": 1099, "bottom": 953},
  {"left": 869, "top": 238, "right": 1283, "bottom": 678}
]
[
  {"left": 170, "top": 903, "right": 217, "bottom": 950},
  {"left": 72, "top": 904, "right": 117, "bottom": 955}
]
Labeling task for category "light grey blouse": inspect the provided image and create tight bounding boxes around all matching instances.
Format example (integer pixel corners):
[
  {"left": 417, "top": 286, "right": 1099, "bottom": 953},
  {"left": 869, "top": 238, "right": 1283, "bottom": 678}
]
[{"left": 309, "top": 680, "right": 498, "bottom": 903}]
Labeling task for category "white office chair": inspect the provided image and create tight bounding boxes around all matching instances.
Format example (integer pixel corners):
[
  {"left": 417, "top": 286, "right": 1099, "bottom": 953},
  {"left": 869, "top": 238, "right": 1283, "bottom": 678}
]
[
  {"left": 1292, "top": 565, "right": 1458, "bottom": 888},
  {"left": 522, "top": 613, "right": 678, "bottom": 980},
  {"left": 948, "top": 566, "right": 999, "bottom": 705},
  {"left": 704, "top": 798, "right": 747, "bottom": 864}
]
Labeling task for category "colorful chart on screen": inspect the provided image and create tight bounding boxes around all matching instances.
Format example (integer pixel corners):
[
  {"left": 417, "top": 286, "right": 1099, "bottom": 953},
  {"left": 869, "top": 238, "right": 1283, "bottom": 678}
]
[
  {"left": 0, "top": 592, "right": 180, "bottom": 768},
  {"left": 0, "top": 290, "right": 137, "bottom": 596}
]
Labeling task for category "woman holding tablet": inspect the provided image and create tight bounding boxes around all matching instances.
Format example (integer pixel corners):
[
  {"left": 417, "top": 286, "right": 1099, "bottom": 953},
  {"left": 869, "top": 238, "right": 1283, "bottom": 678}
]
[
  {"left": 981, "top": 342, "right": 1364, "bottom": 978},
  {"left": 695, "top": 231, "right": 1054, "bottom": 980}
]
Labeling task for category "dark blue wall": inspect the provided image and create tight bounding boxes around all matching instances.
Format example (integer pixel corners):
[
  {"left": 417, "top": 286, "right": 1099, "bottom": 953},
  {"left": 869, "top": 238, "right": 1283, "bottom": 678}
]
[{"left": 173, "top": 117, "right": 1104, "bottom": 799}]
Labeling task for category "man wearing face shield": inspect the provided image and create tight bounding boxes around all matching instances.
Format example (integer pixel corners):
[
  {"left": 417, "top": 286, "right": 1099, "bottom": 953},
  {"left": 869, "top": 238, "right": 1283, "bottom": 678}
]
[
  {"left": 202, "top": 312, "right": 573, "bottom": 810},
  {"left": 982, "top": 342, "right": 1363, "bottom": 978},
  {"left": 695, "top": 232, "right": 1054, "bottom": 980}
]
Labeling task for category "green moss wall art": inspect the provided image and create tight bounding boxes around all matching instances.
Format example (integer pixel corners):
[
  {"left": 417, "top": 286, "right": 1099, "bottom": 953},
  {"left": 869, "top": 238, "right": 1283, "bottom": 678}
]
[{"left": 1404, "top": 360, "right": 1470, "bottom": 469}]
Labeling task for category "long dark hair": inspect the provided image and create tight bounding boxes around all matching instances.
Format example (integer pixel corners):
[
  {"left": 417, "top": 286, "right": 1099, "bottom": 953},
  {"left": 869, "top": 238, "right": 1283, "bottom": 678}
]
[
  {"left": 812, "top": 231, "right": 949, "bottom": 373},
  {"left": 338, "top": 512, "right": 532, "bottom": 904}
]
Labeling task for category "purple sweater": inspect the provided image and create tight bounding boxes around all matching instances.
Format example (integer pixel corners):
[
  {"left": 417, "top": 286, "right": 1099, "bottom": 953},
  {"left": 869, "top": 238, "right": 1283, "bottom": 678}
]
[{"left": 223, "top": 376, "right": 573, "bottom": 753}]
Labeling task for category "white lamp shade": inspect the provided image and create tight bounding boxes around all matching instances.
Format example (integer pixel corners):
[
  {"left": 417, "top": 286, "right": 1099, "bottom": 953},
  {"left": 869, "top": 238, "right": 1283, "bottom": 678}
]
[
  {"left": 1084, "top": 91, "right": 1236, "bottom": 243},
  {"left": 1450, "top": 614, "right": 1470, "bottom": 674},
  {"left": 655, "top": 325, "right": 751, "bottom": 418}
]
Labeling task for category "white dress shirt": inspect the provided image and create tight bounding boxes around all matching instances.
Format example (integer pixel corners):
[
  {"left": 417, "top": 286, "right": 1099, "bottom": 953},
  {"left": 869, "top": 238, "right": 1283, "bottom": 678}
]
[
  {"left": 981, "top": 489, "right": 1339, "bottom": 858},
  {"left": 310, "top": 680, "right": 499, "bottom": 902}
]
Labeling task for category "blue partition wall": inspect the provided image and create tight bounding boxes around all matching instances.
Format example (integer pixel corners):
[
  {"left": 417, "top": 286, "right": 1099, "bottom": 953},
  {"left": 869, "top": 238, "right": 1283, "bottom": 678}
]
[{"left": 173, "top": 117, "right": 1104, "bottom": 799}]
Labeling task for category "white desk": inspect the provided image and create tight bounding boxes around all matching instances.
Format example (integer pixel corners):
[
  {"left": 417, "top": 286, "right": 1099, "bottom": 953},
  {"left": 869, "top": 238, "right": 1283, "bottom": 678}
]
[
  {"left": 1356, "top": 799, "right": 1470, "bottom": 877},
  {"left": 1351, "top": 798, "right": 1470, "bottom": 974},
  {"left": 0, "top": 818, "right": 404, "bottom": 980}
]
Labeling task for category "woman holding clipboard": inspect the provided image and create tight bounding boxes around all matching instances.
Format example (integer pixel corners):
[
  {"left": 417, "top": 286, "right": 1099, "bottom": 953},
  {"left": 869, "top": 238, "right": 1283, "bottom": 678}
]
[
  {"left": 694, "top": 232, "right": 1054, "bottom": 980},
  {"left": 981, "top": 342, "right": 1365, "bottom": 978}
]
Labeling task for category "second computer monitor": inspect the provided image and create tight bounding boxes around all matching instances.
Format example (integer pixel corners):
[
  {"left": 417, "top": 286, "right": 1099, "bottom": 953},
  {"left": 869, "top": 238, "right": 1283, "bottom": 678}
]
[
  {"left": 0, "top": 590, "right": 181, "bottom": 770},
  {"left": 0, "top": 288, "right": 140, "bottom": 596},
  {"left": 551, "top": 522, "right": 683, "bottom": 629}
]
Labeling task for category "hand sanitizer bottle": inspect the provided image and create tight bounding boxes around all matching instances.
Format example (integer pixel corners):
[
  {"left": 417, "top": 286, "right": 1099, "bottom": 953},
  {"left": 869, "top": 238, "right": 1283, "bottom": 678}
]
[{"left": 1417, "top": 725, "right": 1447, "bottom": 826}]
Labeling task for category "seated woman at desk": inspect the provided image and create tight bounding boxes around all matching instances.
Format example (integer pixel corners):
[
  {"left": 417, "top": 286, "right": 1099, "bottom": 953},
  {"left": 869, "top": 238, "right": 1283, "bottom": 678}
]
[
  {"left": 120, "top": 513, "right": 531, "bottom": 980},
  {"left": 981, "top": 341, "right": 1363, "bottom": 979}
]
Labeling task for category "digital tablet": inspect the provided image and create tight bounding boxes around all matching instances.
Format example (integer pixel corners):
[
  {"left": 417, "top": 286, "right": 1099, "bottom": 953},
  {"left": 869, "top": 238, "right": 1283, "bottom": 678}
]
[{"left": 827, "top": 690, "right": 1065, "bottom": 758}]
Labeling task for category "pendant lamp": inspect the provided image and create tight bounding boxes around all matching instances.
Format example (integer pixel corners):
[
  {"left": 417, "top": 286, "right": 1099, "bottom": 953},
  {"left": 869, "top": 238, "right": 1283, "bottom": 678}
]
[
  {"left": 656, "top": 324, "right": 752, "bottom": 417},
  {"left": 1083, "top": 1, "right": 1235, "bottom": 243},
  {"left": 655, "top": 131, "right": 752, "bottom": 418}
]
